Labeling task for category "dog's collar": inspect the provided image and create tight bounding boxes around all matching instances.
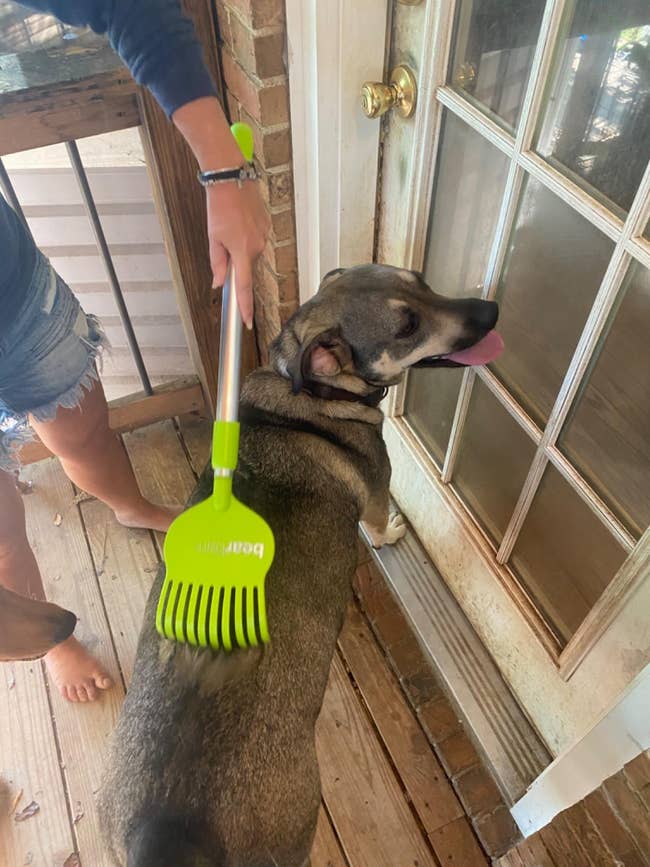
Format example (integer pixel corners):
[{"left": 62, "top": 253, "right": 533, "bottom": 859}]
[{"left": 301, "top": 380, "right": 388, "bottom": 408}]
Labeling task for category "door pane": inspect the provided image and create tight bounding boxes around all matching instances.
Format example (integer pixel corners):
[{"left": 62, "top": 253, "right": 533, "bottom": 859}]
[
  {"left": 423, "top": 111, "right": 510, "bottom": 298},
  {"left": 510, "top": 464, "right": 628, "bottom": 643},
  {"left": 449, "top": 0, "right": 546, "bottom": 131},
  {"left": 536, "top": 1, "right": 650, "bottom": 214},
  {"left": 405, "top": 111, "right": 510, "bottom": 467},
  {"left": 559, "top": 262, "right": 650, "bottom": 538},
  {"left": 452, "top": 380, "right": 536, "bottom": 545},
  {"left": 405, "top": 368, "right": 464, "bottom": 468},
  {"left": 492, "top": 175, "right": 614, "bottom": 426}
]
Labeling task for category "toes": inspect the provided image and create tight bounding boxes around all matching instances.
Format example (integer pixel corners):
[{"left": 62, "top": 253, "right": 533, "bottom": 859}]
[
  {"left": 66, "top": 685, "right": 80, "bottom": 703},
  {"left": 84, "top": 680, "right": 98, "bottom": 702},
  {"left": 96, "top": 674, "right": 113, "bottom": 690},
  {"left": 76, "top": 685, "right": 89, "bottom": 703}
]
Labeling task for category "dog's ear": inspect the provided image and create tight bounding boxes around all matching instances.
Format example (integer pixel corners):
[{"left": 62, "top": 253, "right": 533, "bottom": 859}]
[
  {"left": 320, "top": 268, "right": 346, "bottom": 290},
  {"left": 286, "top": 326, "right": 352, "bottom": 394}
]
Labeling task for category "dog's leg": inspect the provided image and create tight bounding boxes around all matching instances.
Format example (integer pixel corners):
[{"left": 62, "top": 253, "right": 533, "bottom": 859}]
[{"left": 361, "top": 493, "right": 407, "bottom": 549}]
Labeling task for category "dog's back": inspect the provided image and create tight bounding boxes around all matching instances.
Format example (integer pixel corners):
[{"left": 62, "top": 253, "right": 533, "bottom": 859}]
[
  {"left": 125, "top": 812, "right": 217, "bottom": 867},
  {"left": 99, "top": 373, "right": 383, "bottom": 865}
]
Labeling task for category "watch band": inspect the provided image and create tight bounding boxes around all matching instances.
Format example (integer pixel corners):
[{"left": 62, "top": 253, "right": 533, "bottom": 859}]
[{"left": 197, "top": 163, "right": 258, "bottom": 188}]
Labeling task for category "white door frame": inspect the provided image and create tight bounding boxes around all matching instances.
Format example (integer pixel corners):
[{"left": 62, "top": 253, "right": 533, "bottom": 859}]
[{"left": 285, "top": 0, "right": 389, "bottom": 300}]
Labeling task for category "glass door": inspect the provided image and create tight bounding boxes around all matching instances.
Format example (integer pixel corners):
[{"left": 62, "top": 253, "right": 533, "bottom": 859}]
[{"left": 381, "top": 0, "right": 649, "bottom": 687}]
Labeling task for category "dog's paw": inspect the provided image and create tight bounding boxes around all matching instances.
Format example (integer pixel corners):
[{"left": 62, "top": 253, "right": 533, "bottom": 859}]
[
  {"left": 363, "top": 512, "right": 407, "bottom": 548},
  {"left": 383, "top": 512, "right": 407, "bottom": 546}
]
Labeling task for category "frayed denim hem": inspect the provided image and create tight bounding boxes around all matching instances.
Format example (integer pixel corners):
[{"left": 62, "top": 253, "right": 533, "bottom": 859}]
[
  {"left": 0, "top": 418, "right": 34, "bottom": 471},
  {"left": 0, "top": 315, "right": 110, "bottom": 472}
]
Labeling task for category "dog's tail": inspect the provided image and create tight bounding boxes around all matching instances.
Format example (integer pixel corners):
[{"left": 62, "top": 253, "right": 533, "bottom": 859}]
[{"left": 126, "top": 812, "right": 221, "bottom": 867}]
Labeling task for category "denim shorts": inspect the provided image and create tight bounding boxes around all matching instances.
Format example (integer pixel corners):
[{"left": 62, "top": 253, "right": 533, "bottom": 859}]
[{"left": 0, "top": 251, "right": 107, "bottom": 471}]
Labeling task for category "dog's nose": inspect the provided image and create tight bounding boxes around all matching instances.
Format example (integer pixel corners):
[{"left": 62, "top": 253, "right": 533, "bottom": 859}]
[
  {"left": 52, "top": 609, "right": 77, "bottom": 645},
  {"left": 467, "top": 299, "right": 498, "bottom": 331}
]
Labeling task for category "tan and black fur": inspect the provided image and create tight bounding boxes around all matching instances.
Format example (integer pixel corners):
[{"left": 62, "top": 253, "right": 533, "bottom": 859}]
[{"left": 98, "top": 265, "right": 499, "bottom": 867}]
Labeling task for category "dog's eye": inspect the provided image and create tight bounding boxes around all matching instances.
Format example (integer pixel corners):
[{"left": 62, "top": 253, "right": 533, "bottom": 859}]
[{"left": 396, "top": 310, "right": 419, "bottom": 339}]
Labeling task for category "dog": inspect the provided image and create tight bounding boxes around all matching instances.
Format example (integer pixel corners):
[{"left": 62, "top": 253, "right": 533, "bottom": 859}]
[
  {"left": 98, "top": 264, "right": 502, "bottom": 867},
  {"left": 0, "top": 585, "right": 77, "bottom": 662}
]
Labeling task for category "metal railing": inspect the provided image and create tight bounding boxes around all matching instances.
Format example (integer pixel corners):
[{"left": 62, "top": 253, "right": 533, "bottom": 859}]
[{"left": 0, "top": 143, "right": 152, "bottom": 395}]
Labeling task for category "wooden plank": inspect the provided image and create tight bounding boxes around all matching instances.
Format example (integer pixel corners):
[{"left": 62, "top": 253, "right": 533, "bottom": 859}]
[
  {"left": 109, "top": 380, "right": 203, "bottom": 429},
  {"left": 539, "top": 812, "right": 591, "bottom": 867},
  {"left": 311, "top": 805, "right": 349, "bottom": 867},
  {"left": 178, "top": 413, "right": 213, "bottom": 477},
  {"left": 0, "top": 44, "right": 138, "bottom": 156},
  {"left": 81, "top": 499, "right": 159, "bottom": 686},
  {"left": 338, "top": 605, "right": 464, "bottom": 834},
  {"left": 316, "top": 654, "right": 436, "bottom": 867},
  {"left": 138, "top": 1, "right": 258, "bottom": 413},
  {"left": 514, "top": 835, "right": 557, "bottom": 867},
  {"left": 122, "top": 419, "right": 198, "bottom": 550},
  {"left": 22, "top": 458, "right": 125, "bottom": 867},
  {"left": 429, "top": 817, "right": 488, "bottom": 866},
  {"left": 562, "top": 803, "right": 619, "bottom": 866},
  {"left": 495, "top": 849, "right": 526, "bottom": 867},
  {"left": 20, "top": 379, "right": 204, "bottom": 465},
  {"left": 0, "top": 662, "right": 75, "bottom": 867}
]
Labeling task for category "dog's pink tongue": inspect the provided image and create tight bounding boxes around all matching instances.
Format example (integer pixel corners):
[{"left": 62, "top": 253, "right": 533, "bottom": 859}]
[{"left": 444, "top": 330, "right": 504, "bottom": 366}]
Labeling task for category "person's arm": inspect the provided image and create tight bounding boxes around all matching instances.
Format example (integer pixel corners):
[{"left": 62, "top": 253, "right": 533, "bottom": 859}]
[
  {"left": 172, "top": 97, "right": 268, "bottom": 329},
  {"left": 24, "top": 0, "right": 268, "bottom": 327}
]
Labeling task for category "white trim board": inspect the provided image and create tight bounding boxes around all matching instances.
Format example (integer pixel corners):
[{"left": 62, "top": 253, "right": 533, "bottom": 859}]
[
  {"left": 512, "top": 665, "right": 650, "bottom": 836},
  {"left": 285, "top": 0, "right": 388, "bottom": 301}
]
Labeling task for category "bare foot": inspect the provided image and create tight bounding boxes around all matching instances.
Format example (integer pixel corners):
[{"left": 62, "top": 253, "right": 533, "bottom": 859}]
[
  {"left": 114, "top": 502, "right": 183, "bottom": 533},
  {"left": 45, "top": 636, "right": 113, "bottom": 702}
]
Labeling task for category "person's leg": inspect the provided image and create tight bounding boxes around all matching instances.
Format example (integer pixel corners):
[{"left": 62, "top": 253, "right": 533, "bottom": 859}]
[
  {"left": 0, "top": 468, "right": 112, "bottom": 702},
  {"left": 30, "top": 377, "right": 180, "bottom": 532}
]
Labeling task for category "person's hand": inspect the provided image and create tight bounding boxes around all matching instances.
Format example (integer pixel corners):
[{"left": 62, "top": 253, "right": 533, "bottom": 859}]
[
  {"left": 205, "top": 179, "right": 269, "bottom": 329},
  {"left": 172, "top": 97, "right": 271, "bottom": 328}
]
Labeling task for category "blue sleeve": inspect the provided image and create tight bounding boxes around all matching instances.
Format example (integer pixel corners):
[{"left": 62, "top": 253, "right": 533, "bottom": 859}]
[{"left": 22, "top": 0, "right": 217, "bottom": 117}]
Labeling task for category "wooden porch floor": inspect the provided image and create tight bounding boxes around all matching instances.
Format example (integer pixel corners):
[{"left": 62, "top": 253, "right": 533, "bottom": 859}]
[{"left": 0, "top": 416, "right": 488, "bottom": 867}]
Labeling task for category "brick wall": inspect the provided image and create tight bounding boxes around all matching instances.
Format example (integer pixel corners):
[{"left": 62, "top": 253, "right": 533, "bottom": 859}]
[
  {"left": 215, "top": 0, "right": 299, "bottom": 362},
  {"left": 496, "top": 751, "right": 650, "bottom": 865},
  {"left": 354, "top": 550, "right": 522, "bottom": 859}
]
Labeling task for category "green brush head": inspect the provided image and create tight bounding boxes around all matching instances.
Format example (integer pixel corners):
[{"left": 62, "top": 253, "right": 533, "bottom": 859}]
[{"left": 157, "top": 495, "right": 274, "bottom": 650}]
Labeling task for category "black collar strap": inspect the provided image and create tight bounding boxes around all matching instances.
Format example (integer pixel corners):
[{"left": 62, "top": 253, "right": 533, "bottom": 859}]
[{"left": 301, "top": 380, "right": 388, "bottom": 408}]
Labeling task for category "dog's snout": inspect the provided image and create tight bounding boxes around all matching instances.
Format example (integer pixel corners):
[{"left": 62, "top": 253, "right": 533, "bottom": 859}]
[{"left": 466, "top": 299, "right": 498, "bottom": 332}]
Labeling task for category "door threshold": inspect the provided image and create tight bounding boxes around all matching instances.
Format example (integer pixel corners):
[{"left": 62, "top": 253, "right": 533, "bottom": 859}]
[{"left": 360, "top": 521, "right": 552, "bottom": 804}]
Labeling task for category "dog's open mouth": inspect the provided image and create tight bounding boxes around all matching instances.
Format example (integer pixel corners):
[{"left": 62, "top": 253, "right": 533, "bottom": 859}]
[{"left": 414, "top": 330, "right": 504, "bottom": 369}]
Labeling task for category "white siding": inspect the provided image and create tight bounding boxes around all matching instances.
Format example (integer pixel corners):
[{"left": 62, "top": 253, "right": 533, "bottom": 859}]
[{"left": 7, "top": 143, "right": 194, "bottom": 401}]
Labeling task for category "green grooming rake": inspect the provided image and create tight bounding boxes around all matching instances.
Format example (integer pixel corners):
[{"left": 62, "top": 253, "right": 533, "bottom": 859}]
[{"left": 156, "top": 123, "right": 275, "bottom": 652}]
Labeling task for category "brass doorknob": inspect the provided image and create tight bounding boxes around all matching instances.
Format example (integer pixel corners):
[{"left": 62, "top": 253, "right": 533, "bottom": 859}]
[{"left": 361, "top": 65, "right": 417, "bottom": 119}]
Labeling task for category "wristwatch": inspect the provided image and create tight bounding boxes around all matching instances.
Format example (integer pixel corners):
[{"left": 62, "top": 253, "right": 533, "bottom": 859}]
[{"left": 197, "top": 163, "right": 258, "bottom": 188}]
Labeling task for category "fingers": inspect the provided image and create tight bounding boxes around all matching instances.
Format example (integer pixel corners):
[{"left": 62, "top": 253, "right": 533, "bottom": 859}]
[
  {"left": 206, "top": 182, "right": 269, "bottom": 332},
  {"left": 232, "top": 254, "right": 254, "bottom": 330},
  {"left": 210, "top": 242, "right": 229, "bottom": 290}
]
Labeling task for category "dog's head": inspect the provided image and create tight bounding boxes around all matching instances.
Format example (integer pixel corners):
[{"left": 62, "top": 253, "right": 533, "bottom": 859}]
[
  {"left": 0, "top": 585, "right": 77, "bottom": 661},
  {"left": 271, "top": 264, "right": 503, "bottom": 394}
]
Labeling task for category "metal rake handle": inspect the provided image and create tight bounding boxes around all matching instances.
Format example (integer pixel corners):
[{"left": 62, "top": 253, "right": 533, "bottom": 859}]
[{"left": 216, "top": 266, "right": 243, "bottom": 423}]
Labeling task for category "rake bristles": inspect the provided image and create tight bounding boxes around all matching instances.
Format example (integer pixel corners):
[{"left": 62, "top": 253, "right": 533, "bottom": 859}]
[{"left": 156, "top": 578, "right": 267, "bottom": 651}]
